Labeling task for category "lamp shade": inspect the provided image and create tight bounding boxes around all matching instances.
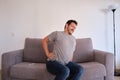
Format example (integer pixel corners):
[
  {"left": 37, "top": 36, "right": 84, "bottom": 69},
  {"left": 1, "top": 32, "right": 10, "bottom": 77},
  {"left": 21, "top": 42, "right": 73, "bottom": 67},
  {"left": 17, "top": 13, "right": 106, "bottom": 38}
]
[{"left": 108, "top": 3, "right": 119, "bottom": 10}]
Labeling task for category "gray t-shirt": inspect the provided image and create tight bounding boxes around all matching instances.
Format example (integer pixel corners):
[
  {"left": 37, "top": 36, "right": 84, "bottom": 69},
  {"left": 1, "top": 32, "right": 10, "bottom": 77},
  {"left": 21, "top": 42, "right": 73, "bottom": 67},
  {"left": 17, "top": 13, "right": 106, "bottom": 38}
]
[{"left": 48, "top": 31, "right": 76, "bottom": 65}]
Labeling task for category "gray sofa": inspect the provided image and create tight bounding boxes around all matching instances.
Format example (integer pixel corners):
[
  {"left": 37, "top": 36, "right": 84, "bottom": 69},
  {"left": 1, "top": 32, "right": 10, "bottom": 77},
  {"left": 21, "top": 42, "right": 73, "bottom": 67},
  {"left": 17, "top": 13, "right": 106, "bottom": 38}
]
[{"left": 2, "top": 38, "right": 114, "bottom": 80}]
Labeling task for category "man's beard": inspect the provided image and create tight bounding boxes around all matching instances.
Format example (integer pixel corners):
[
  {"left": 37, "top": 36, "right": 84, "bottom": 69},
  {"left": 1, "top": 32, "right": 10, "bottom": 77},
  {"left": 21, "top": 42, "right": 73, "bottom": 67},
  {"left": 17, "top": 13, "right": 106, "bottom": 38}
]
[{"left": 68, "top": 30, "right": 73, "bottom": 35}]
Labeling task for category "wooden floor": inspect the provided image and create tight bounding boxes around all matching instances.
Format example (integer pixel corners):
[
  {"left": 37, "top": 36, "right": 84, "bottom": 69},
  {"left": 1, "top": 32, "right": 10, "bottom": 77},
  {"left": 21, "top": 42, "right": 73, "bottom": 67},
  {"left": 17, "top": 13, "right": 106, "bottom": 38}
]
[
  {"left": 115, "top": 76, "right": 120, "bottom": 80},
  {"left": 0, "top": 74, "right": 120, "bottom": 80},
  {"left": 0, "top": 76, "right": 120, "bottom": 80}
]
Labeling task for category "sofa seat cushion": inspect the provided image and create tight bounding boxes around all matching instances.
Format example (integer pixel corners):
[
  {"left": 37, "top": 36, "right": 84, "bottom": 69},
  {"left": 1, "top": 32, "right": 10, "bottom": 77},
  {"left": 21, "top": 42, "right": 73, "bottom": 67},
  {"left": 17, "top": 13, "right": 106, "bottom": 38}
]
[
  {"left": 10, "top": 62, "right": 106, "bottom": 80},
  {"left": 10, "top": 62, "right": 55, "bottom": 80},
  {"left": 80, "top": 62, "right": 106, "bottom": 80}
]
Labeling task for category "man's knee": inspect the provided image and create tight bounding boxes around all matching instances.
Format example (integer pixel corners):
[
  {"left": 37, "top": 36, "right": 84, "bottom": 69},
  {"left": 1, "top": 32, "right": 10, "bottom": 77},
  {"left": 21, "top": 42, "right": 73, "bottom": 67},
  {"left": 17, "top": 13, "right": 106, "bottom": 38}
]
[
  {"left": 61, "top": 67, "right": 70, "bottom": 77},
  {"left": 76, "top": 65, "right": 84, "bottom": 74}
]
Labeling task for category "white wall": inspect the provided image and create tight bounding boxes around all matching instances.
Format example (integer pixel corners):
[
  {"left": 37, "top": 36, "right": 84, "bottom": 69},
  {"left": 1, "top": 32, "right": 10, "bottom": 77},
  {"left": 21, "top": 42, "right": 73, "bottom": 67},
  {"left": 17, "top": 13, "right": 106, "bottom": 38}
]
[{"left": 0, "top": 0, "right": 120, "bottom": 69}]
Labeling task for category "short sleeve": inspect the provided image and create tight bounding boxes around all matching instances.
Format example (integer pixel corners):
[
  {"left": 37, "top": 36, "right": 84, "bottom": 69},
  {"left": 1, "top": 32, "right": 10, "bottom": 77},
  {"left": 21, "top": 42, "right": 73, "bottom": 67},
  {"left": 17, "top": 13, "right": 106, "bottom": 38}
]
[
  {"left": 48, "top": 31, "right": 57, "bottom": 42},
  {"left": 73, "top": 40, "right": 76, "bottom": 52},
  {"left": 73, "top": 37, "right": 76, "bottom": 52}
]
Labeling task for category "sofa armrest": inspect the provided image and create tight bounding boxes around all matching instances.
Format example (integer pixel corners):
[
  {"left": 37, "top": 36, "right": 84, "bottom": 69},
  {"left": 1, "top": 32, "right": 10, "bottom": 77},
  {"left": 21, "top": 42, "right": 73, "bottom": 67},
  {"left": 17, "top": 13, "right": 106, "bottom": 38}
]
[
  {"left": 93, "top": 49, "right": 114, "bottom": 78},
  {"left": 2, "top": 49, "right": 24, "bottom": 80}
]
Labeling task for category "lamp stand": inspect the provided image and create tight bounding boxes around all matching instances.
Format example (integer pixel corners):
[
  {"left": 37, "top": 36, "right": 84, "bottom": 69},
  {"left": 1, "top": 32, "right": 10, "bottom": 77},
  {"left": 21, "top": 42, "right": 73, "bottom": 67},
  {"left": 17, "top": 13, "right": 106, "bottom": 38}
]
[{"left": 112, "top": 9, "right": 120, "bottom": 76}]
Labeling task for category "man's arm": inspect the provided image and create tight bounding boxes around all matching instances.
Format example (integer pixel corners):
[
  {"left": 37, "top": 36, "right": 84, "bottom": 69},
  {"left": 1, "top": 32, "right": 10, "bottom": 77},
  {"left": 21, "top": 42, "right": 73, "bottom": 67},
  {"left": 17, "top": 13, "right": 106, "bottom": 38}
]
[{"left": 42, "top": 36, "right": 55, "bottom": 59}]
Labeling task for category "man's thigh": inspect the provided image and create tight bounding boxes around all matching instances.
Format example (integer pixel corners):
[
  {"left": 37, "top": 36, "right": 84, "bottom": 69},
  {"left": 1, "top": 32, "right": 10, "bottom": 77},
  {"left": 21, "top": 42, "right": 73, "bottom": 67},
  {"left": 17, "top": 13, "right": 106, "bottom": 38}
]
[
  {"left": 66, "top": 62, "right": 83, "bottom": 73},
  {"left": 46, "top": 60, "right": 68, "bottom": 75}
]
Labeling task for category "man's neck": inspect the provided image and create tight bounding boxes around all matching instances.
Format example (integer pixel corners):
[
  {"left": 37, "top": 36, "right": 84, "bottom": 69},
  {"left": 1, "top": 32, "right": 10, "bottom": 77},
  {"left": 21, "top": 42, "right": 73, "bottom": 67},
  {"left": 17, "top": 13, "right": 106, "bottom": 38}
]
[{"left": 64, "top": 30, "right": 71, "bottom": 35}]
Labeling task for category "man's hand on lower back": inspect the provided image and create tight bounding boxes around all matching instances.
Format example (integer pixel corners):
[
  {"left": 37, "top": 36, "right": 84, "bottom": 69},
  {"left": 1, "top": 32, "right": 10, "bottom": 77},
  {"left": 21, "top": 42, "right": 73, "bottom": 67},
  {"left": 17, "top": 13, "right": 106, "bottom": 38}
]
[{"left": 47, "top": 52, "right": 55, "bottom": 60}]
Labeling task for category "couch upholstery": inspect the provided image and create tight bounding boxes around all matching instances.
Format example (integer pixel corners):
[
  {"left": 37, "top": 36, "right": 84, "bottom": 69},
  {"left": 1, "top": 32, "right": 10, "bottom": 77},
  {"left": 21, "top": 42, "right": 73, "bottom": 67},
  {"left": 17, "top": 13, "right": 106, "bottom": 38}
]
[{"left": 2, "top": 38, "right": 114, "bottom": 80}]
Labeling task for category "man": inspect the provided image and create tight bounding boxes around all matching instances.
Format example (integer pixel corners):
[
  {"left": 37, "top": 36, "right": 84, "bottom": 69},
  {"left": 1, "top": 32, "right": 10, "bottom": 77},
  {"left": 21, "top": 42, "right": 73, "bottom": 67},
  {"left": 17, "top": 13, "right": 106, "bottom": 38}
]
[{"left": 42, "top": 20, "right": 83, "bottom": 80}]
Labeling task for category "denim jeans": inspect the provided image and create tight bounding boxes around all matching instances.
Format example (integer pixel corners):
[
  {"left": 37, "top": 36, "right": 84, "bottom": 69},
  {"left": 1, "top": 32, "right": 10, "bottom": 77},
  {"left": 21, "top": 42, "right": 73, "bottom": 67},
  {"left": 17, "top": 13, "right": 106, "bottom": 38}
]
[{"left": 46, "top": 60, "right": 84, "bottom": 80}]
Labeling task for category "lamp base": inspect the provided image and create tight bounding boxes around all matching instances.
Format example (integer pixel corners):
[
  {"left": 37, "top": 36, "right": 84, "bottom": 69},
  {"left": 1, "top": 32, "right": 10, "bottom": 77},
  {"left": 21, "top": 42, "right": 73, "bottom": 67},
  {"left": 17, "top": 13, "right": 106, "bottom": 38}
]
[{"left": 114, "top": 70, "right": 120, "bottom": 76}]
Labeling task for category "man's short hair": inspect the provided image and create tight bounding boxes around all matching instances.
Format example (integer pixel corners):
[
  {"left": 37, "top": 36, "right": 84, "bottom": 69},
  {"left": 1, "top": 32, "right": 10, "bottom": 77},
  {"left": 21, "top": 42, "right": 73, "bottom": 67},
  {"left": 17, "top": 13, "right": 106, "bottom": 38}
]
[{"left": 64, "top": 20, "right": 77, "bottom": 29}]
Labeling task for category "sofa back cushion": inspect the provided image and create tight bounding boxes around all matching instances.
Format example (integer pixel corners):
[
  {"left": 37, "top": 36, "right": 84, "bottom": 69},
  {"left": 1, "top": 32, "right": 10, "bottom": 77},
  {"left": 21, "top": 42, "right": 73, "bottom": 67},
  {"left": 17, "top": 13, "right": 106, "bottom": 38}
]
[
  {"left": 73, "top": 38, "right": 94, "bottom": 62},
  {"left": 23, "top": 38, "right": 53, "bottom": 63},
  {"left": 23, "top": 38, "right": 94, "bottom": 63}
]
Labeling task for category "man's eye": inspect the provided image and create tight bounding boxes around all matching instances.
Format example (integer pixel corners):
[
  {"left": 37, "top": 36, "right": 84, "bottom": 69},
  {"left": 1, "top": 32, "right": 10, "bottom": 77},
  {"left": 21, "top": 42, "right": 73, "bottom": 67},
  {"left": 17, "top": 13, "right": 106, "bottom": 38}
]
[{"left": 72, "top": 26, "right": 76, "bottom": 29}]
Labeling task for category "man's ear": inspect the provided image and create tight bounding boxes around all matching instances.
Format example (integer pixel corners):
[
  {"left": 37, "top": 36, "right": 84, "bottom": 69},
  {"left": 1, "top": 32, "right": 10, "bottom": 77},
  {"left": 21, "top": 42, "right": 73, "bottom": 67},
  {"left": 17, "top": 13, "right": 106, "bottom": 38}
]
[{"left": 65, "top": 24, "right": 68, "bottom": 29}]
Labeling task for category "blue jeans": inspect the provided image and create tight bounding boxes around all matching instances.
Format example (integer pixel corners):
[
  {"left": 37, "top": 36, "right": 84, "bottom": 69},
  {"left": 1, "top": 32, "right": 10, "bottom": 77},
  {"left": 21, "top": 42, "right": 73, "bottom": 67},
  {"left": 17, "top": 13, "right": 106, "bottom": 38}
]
[{"left": 46, "top": 60, "right": 84, "bottom": 80}]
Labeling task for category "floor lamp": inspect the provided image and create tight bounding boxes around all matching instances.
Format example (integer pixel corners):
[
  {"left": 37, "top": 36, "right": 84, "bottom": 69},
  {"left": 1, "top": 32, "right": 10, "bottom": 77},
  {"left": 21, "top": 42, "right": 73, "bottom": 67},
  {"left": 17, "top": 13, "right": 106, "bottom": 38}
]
[{"left": 109, "top": 4, "right": 120, "bottom": 76}]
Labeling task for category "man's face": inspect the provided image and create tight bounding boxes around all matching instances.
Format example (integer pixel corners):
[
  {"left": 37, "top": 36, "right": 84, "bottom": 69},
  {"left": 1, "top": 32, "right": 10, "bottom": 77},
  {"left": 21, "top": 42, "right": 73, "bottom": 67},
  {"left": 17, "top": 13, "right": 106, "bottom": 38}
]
[{"left": 66, "top": 22, "right": 77, "bottom": 35}]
